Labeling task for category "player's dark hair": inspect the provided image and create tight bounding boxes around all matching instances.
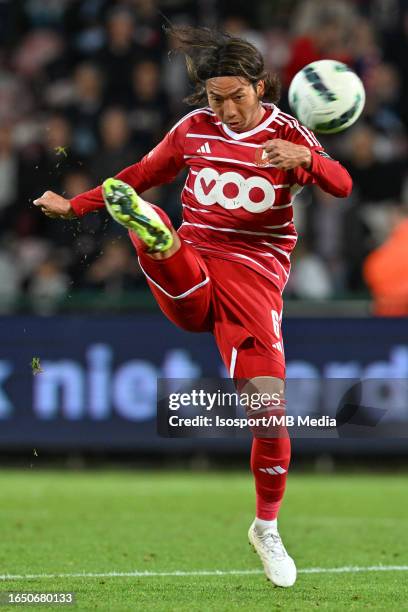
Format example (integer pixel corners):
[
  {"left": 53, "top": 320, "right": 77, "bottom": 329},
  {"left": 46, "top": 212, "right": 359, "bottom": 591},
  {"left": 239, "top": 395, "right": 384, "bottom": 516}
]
[{"left": 166, "top": 25, "right": 281, "bottom": 106}]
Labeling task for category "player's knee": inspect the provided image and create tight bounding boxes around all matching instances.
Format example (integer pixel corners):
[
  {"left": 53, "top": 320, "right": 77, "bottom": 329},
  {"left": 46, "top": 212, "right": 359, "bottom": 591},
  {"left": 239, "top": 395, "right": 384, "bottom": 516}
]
[
  {"left": 240, "top": 376, "right": 287, "bottom": 438},
  {"left": 241, "top": 376, "right": 285, "bottom": 407}
]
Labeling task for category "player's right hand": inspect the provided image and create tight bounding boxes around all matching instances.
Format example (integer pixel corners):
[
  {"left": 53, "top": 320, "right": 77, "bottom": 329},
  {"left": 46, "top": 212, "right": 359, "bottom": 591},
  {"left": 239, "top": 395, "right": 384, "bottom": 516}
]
[{"left": 33, "top": 191, "right": 76, "bottom": 219}]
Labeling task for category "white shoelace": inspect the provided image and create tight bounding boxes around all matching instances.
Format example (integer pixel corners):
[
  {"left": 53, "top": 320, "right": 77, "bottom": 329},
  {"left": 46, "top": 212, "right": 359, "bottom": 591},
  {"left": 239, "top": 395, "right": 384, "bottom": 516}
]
[{"left": 257, "top": 530, "right": 287, "bottom": 561}]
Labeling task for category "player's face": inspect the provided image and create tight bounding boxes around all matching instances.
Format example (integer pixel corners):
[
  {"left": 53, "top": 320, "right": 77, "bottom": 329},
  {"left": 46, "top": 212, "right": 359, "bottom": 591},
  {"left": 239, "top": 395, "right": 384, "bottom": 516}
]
[{"left": 206, "top": 76, "right": 265, "bottom": 133}]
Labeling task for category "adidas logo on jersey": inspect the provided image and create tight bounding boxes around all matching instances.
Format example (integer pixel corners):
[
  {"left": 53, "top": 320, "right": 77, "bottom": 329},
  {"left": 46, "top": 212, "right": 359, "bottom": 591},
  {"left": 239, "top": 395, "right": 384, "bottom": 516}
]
[
  {"left": 259, "top": 466, "right": 287, "bottom": 475},
  {"left": 196, "top": 142, "right": 211, "bottom": 154}
]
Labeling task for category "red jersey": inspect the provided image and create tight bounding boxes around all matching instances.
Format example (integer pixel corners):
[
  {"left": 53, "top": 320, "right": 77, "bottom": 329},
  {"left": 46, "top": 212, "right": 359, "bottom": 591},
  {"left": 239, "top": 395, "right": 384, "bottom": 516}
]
[{"left": 71, "top": 104, "right": 352, "bottom": 291}]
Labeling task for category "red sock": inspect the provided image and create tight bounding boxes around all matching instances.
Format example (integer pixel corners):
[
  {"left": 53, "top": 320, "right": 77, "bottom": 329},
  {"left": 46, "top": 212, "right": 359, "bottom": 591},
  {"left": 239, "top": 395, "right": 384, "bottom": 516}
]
[
  {"left": 128, "top": 205, "right": 206, "bottom": 295},
  {"left": 250, "top": 435, "right": 291, "bottom": 520}
]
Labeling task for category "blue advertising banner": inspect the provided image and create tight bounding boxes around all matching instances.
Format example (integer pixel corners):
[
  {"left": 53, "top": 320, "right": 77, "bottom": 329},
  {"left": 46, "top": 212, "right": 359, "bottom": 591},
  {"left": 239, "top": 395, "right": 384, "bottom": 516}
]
[{"left": 1, "top": 315, "right": 408, "bottom": 453}]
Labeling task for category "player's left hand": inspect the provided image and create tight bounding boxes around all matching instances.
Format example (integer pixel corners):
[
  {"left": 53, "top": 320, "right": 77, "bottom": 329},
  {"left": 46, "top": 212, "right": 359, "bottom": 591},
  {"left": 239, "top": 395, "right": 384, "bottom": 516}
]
[{"left": 259, "top": 139, "right": 312, "bottom": 170}]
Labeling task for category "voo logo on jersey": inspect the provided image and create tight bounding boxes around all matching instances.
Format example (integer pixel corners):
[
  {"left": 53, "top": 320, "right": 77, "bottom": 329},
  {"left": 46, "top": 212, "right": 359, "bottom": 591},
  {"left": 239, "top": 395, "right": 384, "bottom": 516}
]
[{"left": 194, "top": 167, "right": 275, "bottom": 213}]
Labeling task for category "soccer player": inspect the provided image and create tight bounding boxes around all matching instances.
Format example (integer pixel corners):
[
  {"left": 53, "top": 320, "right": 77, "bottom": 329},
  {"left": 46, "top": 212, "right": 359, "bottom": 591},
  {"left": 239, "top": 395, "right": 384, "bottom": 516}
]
[{"left": 34, "top": 26, "right": 352, "bottom": 587}]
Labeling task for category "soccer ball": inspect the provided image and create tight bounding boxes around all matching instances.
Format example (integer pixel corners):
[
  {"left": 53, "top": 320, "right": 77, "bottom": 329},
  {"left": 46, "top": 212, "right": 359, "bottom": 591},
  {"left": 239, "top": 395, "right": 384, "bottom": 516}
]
[{"left": 288, "top": 59, "right": 366, "bottom": 134}]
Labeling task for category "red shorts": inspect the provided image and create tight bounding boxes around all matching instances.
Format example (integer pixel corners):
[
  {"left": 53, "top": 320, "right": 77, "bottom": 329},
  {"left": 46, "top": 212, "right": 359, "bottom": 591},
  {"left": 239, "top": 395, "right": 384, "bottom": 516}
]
[{"left": 135, "top": 238, "right": 285, "bottom": 381}]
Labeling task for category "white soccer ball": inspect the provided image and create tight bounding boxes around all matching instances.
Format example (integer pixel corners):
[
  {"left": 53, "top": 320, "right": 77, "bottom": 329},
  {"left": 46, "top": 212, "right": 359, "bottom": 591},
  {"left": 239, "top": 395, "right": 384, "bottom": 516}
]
[{"left": 288, "top": 59, "right": 366, "bottom": 134}]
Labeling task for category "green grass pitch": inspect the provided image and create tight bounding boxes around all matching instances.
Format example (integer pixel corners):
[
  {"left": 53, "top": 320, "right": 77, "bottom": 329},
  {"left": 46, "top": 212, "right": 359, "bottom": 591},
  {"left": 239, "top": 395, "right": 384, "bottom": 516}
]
[{"left": 0, "top": 470, "right": 407, "bottom": 611}]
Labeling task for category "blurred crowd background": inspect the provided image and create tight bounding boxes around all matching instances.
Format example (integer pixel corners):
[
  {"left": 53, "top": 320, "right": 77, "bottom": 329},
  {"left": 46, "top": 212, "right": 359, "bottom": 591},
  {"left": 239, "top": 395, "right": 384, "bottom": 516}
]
[{"left": 0, "top": 0, "right": 407, "bottom": 313}]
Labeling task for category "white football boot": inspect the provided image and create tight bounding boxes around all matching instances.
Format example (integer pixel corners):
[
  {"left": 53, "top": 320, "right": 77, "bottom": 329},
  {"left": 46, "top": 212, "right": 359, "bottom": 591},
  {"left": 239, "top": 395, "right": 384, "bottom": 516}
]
[{"left": 248, "top": 520, "right": 297, "bottom": 587}]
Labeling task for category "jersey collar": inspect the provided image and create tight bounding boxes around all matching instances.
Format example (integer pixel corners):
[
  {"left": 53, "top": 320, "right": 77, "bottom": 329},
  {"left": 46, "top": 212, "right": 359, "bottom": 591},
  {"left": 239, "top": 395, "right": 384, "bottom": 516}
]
[{"left": 220, "top": 104, "right": 280, "bottom": 140}]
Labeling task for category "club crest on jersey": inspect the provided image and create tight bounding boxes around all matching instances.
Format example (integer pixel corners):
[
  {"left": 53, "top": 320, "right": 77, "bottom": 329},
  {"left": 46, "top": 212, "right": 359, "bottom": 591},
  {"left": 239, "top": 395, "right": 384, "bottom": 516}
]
[{"left": 194, "top": 167, "right": 275, "bottom": 213}]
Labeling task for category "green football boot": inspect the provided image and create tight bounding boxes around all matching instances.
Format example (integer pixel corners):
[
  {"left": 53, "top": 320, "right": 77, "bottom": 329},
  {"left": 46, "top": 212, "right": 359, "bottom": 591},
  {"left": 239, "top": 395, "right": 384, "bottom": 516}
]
[{"left": 102, "top": 178, "right": 173, "bottom": 253}]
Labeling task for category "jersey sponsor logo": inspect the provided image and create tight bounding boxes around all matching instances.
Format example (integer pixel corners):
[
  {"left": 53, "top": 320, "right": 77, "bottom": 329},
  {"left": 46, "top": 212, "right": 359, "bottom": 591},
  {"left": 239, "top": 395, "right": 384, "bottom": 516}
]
[{"left": 194, "top": 167, "right": 275, "bottom": 213}]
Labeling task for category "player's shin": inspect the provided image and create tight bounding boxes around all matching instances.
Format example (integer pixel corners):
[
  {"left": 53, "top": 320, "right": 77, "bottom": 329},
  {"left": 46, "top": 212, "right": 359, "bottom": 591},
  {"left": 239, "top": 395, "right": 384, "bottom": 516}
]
[
  {"left": 246, "top": 397, "right": 296, "bottom": 587},
  {"left": 241, "top": 381, "right": 291, "bottom": 522},
  {"left": 250, "top": 434, "right": 291, "bottom": 522}
]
